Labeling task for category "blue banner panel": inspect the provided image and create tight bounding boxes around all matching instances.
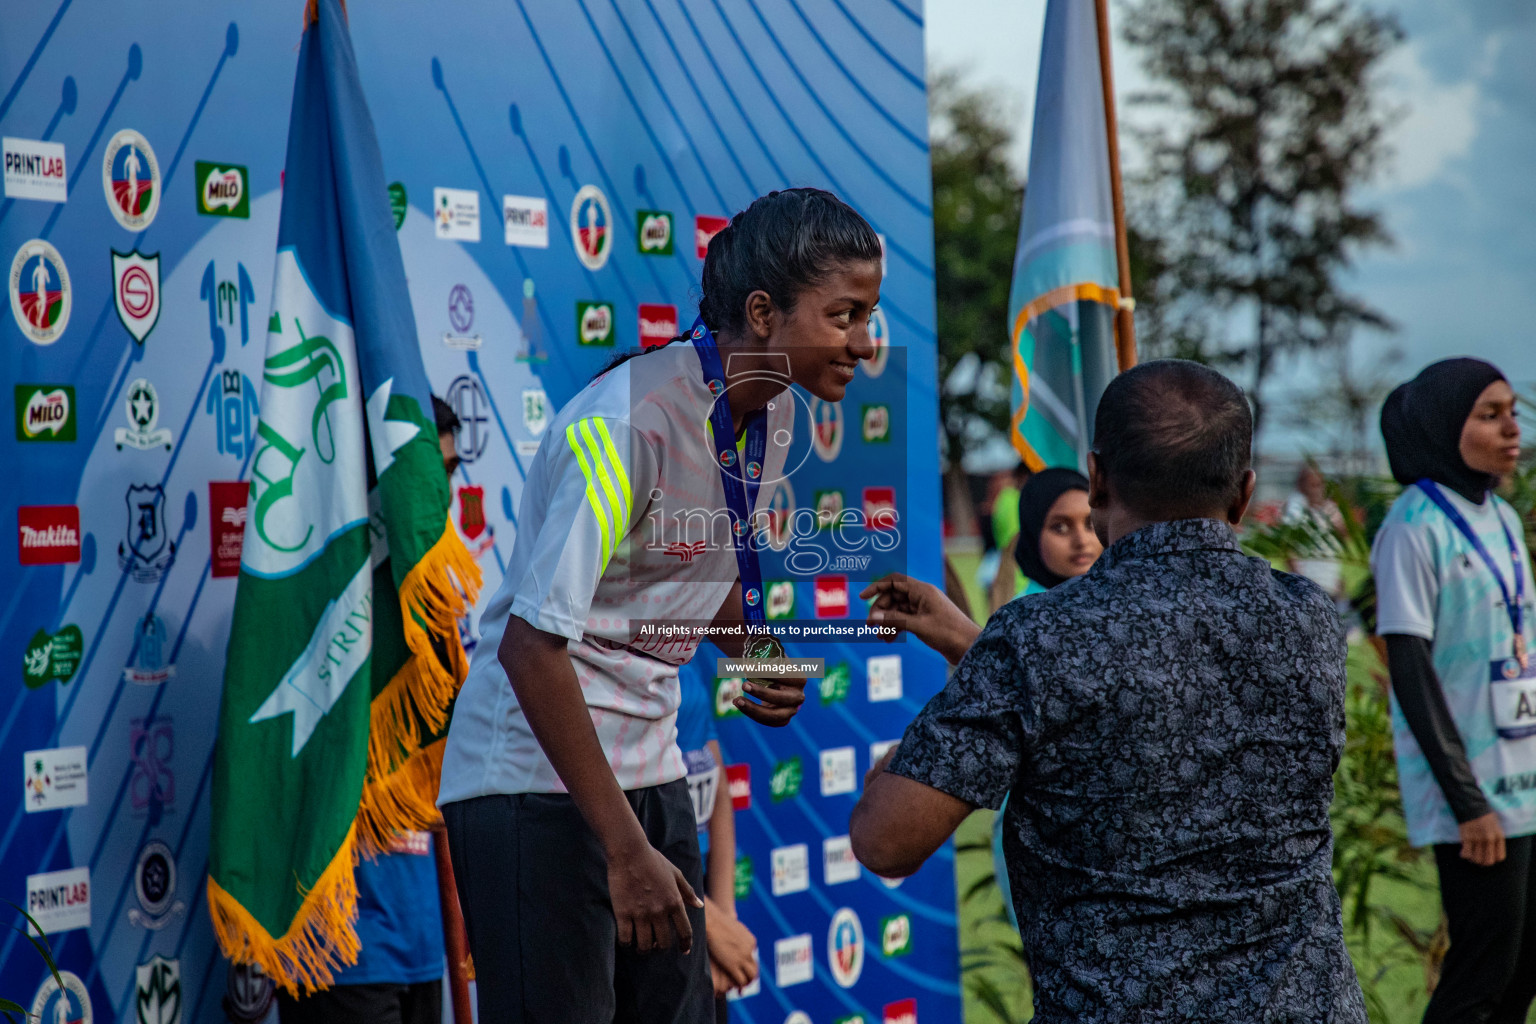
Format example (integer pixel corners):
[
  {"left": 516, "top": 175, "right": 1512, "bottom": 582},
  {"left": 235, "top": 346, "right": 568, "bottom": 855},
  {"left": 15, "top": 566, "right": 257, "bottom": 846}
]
[{"left": 1, "top": 2, "right": 950, "bottom": 1022}]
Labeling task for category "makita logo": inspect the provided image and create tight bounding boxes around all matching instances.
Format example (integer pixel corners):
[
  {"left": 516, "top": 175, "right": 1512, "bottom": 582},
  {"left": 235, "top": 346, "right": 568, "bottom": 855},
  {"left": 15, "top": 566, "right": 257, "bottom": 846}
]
[
  {"left": 17, "top": 506, "right": 81, "bottom": 564},
  {"left": 883, "top": 999, "right": 918, "bottom": 1024},
  {"left": 639, "top": 303, "right": 678, "bottom": 349},
  {"left": 21, "top": 524, "right": 78, "bottom": 548},
  {"left": 814, "top": 575, "right": 849, "bottom": 618}
]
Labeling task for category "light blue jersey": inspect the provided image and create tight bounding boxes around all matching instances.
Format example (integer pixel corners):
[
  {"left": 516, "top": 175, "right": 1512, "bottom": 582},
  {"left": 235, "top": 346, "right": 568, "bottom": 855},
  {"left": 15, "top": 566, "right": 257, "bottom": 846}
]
[{"left": 1372, "top": 484, "right": 1536, "bottom": 847}]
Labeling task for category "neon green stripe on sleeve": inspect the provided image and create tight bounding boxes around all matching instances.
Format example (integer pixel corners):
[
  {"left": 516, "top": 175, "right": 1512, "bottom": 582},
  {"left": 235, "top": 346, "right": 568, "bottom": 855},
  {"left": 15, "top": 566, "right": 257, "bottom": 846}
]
[
  {"left": 579, "top": 418, "right": 629, "bottom": 556},
  {"left": 566, "top": 422, "right": 613, "bottom": 568}
]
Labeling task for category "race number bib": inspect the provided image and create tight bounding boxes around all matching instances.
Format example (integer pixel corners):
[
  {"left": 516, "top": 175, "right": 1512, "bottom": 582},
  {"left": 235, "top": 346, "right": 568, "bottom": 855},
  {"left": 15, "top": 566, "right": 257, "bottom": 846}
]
[
  {"left": 683, "top": 747, "right": 720, "bottom": 833},
  {"left": 1491, "top": 658, "right": 1536, "bottom": 741}
]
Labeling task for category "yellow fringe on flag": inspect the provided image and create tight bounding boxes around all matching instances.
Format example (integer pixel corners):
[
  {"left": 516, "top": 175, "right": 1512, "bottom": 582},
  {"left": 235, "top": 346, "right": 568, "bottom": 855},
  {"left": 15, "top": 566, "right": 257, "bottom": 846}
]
[
  {"left": 357, "top": 516, "right": 481, "bottom": 855},
  {"left": 207, "top": 823, "right": 363, "bottom": 997},
  {"left": 355, "top": 740, "right": 446, "bottom": 859}
]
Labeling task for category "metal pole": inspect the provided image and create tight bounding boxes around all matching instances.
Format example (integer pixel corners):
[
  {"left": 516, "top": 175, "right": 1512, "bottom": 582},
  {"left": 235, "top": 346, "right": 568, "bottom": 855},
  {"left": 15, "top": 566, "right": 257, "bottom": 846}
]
[{"left": 1094, "top": 0, "right": 1138, "bottom": 371}]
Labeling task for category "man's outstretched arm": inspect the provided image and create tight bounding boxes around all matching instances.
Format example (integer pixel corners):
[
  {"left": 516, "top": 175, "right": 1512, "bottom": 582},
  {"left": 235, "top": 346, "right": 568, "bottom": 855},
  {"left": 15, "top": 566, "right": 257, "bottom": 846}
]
[{"left": 850, "top": 747, "right": 975, "bottom": 878}]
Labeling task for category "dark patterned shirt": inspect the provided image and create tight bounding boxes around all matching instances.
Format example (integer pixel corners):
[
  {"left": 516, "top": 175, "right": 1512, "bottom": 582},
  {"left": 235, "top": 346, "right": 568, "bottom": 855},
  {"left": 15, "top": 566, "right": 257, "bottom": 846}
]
[{"left": 889, "top": 518, "right": 1365, "bottom": 1023}]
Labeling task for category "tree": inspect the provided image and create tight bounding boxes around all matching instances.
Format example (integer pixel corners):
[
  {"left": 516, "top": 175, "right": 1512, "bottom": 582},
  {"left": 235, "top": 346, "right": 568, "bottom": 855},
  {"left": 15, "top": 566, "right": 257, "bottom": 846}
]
[
  {"left": 1120, "top": 0, "right": 1402, "bottom": 441},
  {"left": 930, "top": 69, "right": 1025, "bottom": 474}
]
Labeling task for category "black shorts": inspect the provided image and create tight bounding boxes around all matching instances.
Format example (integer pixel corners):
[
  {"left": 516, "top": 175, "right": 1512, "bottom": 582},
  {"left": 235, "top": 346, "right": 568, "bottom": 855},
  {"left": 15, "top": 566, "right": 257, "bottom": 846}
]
[
  {"left": 442, "top": 779, "right": 711, "bottom": 1024},
  {"left": 276, "top": 979, "right": 441, "bottom": 1024}
]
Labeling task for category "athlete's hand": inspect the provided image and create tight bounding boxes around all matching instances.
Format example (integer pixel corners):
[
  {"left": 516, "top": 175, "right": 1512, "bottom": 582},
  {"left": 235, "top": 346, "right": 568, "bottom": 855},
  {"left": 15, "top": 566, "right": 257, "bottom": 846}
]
[
  {"left": 733, "top": 677, "right": 806, "bottom": 727},
  {"left": 1459, "top": 811, "right": 1506, "bottom": 866},
  {"left": 609, "top": 843, "right": 701, "bottom": 954},
  {"left": 705, "top": 900, "right": 758, "bottom": 994},
  {"left": 861, "top": 573, "right": 980, "bottom": 666}
]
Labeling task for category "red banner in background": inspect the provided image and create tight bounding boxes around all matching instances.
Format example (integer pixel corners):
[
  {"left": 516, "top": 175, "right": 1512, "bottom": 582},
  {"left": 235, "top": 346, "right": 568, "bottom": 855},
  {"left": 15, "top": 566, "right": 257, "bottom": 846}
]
[{"left": 208, "top": 482, "right": 249, "bottom": 578}]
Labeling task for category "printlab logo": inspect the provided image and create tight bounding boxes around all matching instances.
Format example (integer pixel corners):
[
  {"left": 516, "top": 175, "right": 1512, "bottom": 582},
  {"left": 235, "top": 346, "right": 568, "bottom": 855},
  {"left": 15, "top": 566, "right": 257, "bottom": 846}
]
[
  {"left": 445, "top": 375, "right": 490, "bottom": 464},
  {"left": 115, "top": 378, "right": 174, "bottom": 450},
  {"left": 22, "top": 624, "right": 83, "bottom": 688},
  {"left": 577, "top": 300, "right": 615, "bottom": 346},
  {"left": 30, "top": 970, "right": 92, "bottom": 1024},
  {"left": 196, "top": 160, "right": 249, "bottom": 217},
  {"left": 868, "top": 653, "right": 903, "bottom": 702},
  {"left": 14, "top": 384, "right": 75, "bottom": 441},
  {"left": 202, "top": 260, "right": 257, "bottom": 348},
  {"left": 3, "top": 136, "right": 66, "bottom": 201},
  {"left": 17, "top": 505, "right": 81, "bottom": 566},
  {"left": 206, "top": 369, "right": 260, "bottom": 458},
  {"left": 9, "top": 238, "right": 71, "bottom": 344},
  {"left": 112, "top": 249, "right": 162, "bottom": 344},
  {"left": 124, "top": 612, "right": 176, "bottom": 685},
  {"left": 771, "top": 844, "right": 809, "bottom": 896},
  {"left": 129, "top": 839, "right": 186, "bottom": 929},
  {"left": 444, "top": 284, "right": 481, "bottom": 350},
  {"left": 503, "top": 194, "right": 549, "bottom": 247},
  {"left": 118, "top": 483, "right": 176, "bottom": 582},
  {"left": 571, "top": 184, "right": 612, "bottom": 270},
  {"left": 636, "top": 209, "right": 673, "bottom": 254},
  {"left": 136, "top": 955, "right": 182, "bottom": 1024},
  {"left": 103, "top": 128, "right": 160, "bottom": 229},
  {"left": 828, "top": 907, "right": 865, "bottom": 988},
  {"left": 129, "top": 716, "right": 175, "bottom": 820}
]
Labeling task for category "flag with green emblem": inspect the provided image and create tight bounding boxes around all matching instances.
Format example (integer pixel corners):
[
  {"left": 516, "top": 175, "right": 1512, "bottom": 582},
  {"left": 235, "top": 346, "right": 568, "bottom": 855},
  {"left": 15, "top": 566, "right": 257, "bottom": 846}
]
[{"left": 208, "top": 0, "right": 480, "bottom": 994}]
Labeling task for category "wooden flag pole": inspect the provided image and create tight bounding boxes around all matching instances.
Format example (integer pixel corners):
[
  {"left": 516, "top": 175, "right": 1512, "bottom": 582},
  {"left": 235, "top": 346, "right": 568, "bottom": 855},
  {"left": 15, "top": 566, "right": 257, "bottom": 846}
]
[
  {"left": 432, "top": 824, "right": 475, "bottom": 1023},
  {"left": 1094, "top": 0, "right": 1138, "bottom": 371}
]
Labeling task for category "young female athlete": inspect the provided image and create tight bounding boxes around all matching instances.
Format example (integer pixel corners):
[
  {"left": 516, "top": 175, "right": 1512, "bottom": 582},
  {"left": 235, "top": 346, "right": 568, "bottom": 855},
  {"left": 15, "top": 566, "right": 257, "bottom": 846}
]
[
  {"left": 438, "top": 187, "right": 883, "bottom": 1024},
  {"left": 1373, "top": 358, "right": 1536, "bottom": 1023}
]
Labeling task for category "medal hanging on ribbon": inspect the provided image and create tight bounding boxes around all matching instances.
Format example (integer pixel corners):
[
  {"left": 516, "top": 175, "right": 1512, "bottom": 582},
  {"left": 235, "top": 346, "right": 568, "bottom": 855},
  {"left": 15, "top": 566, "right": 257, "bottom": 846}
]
[
  {"left": 691, "top": 318, "right": 783, "bottom": 661},
  {"left": 1419, "top": 479, "right": 1528, "bottom": 670}
]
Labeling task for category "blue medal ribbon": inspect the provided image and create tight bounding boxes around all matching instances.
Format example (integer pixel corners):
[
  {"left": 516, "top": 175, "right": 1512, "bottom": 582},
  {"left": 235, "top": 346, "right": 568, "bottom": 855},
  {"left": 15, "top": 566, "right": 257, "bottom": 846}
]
[
  {"left": 690, "top": 317, "right": 769, "bottom": 627},
  {"left": 1418, "top": 479, "right": 1527, "bottom": 663}
]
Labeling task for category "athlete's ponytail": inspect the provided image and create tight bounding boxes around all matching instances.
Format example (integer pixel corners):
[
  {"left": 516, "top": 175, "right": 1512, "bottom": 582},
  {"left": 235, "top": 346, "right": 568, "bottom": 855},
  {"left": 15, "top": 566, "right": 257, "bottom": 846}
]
[{"left": 698, "top": 188, "right": 881, "bottom": 337}]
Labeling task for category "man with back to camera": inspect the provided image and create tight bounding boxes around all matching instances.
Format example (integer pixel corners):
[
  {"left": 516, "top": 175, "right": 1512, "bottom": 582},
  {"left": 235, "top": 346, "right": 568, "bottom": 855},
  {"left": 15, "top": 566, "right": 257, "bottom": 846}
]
[{"left": 850, "top": 360, "right": 1366, "bottom": 1022}]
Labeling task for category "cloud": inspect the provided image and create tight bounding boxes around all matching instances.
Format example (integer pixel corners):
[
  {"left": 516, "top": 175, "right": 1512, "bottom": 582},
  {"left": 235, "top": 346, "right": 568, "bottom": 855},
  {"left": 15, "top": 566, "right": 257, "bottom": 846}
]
[{"left": 1377, "top": 40, "right": 1482, "bottom": 190}]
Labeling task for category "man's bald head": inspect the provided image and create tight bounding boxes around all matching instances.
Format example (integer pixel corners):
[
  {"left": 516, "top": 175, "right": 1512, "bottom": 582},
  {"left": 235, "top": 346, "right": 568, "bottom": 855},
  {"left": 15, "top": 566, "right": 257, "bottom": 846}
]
[{"left": 1092, "top": 360, "right": 1253, "bottom": 520}]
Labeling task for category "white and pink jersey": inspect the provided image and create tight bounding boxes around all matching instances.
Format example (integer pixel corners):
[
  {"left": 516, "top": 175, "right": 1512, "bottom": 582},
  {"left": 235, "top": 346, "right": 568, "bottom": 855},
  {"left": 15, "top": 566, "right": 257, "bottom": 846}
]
[{"left": 439, "top": 340, "right": 793, "bottom": 797}]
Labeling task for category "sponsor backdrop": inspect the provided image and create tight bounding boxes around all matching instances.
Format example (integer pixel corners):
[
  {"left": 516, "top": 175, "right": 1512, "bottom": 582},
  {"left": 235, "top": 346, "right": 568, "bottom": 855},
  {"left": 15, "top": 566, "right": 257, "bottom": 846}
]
[{"left": 1, "top": 2, "right": 950, "bottom": 1022}]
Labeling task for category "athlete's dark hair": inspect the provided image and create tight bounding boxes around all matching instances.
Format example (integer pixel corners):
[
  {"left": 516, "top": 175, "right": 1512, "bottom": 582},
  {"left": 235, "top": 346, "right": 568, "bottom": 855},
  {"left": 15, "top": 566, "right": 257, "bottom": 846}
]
[
  {"left": 698, "top": 187, "right": 882, "bottom": 337},
  {"left": 1092, "top": 359, "right": 1253, "bottom": 517},
  {"left": 431, "top": 394, "right": 460, "bottom": 437},
  {"left": 591, "top": 188, "right": 880, "bottom": 380}
]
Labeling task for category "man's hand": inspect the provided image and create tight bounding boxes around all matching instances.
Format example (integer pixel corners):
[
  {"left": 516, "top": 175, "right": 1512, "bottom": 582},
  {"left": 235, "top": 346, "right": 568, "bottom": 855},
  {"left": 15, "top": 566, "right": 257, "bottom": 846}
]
[
  {"left": 860, "top": 573, "right": 980, "bottom": 666},
  {"left": 704, "top": 897, "right": 758, "bottom": 994},
  {"left": 733, "top": 677, "right": 806, "bottom": 727},
  {"left": 608, "top": 842, "right": 703, "bottom": 954},
  {"left": 1459, "top": 811, "right": 1506, "bottom": 866}
]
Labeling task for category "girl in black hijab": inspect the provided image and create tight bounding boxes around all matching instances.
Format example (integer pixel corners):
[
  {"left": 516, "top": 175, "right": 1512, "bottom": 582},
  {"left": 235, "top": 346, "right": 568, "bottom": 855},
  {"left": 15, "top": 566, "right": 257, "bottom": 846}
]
[
  {"left": 1372, "top": 357, "right": 1534, "bottom": 1023},
  {"left": 989, "top": 467, "right": 1102, "bottom": 611}
]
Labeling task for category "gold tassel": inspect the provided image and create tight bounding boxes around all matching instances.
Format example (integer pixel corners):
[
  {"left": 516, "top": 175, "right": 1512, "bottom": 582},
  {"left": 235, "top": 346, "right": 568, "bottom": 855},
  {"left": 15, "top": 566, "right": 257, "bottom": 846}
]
[
  {"left": 207, "top": 824, "right": 362, "bottom": 997},
  {"left": 355, "top": 740, "right": 446, "bottom": 859}
]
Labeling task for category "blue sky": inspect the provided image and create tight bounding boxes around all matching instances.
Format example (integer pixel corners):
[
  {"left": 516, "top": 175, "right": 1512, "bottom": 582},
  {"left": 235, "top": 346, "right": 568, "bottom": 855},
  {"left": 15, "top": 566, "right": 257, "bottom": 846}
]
[{"left": 927, "top": 0, "right": 1536, "bottom": 457}]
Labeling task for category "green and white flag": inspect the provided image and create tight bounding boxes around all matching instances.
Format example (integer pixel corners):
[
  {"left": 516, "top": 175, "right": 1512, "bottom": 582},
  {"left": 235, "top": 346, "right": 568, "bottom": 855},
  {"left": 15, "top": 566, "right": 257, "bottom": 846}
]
[{"left": 208, "top": 0, "right": 478, "bottom": 994}]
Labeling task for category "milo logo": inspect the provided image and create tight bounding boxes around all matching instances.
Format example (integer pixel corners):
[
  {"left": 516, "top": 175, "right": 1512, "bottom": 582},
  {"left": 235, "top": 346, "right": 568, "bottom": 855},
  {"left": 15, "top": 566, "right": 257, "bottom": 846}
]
[
  {"left": 713, "top": 677, "right": 745, "bottom": 718},
  {"left": 770, "top": 756, "right": 803, "bottom": 802},
  {"left": 577, "top": 300, "right": 615, "bottom": 346},
  {"left": 881, "top": 913, "right": 912, "bottom": 956},
  {"left": 196, "top": 161, "right": 249, "bottom": 218},
  {"left": 636, "top": 210, "right": 673, "bottom": 255},
  {"left": 862, "top": 403, "right": 890, "bottom": 443},
  {"left": 16, "top": 385, "right": 74, "bottom": 441},
  {"left": 766, "top": 580, "right": 795, "bottom": 620}
]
